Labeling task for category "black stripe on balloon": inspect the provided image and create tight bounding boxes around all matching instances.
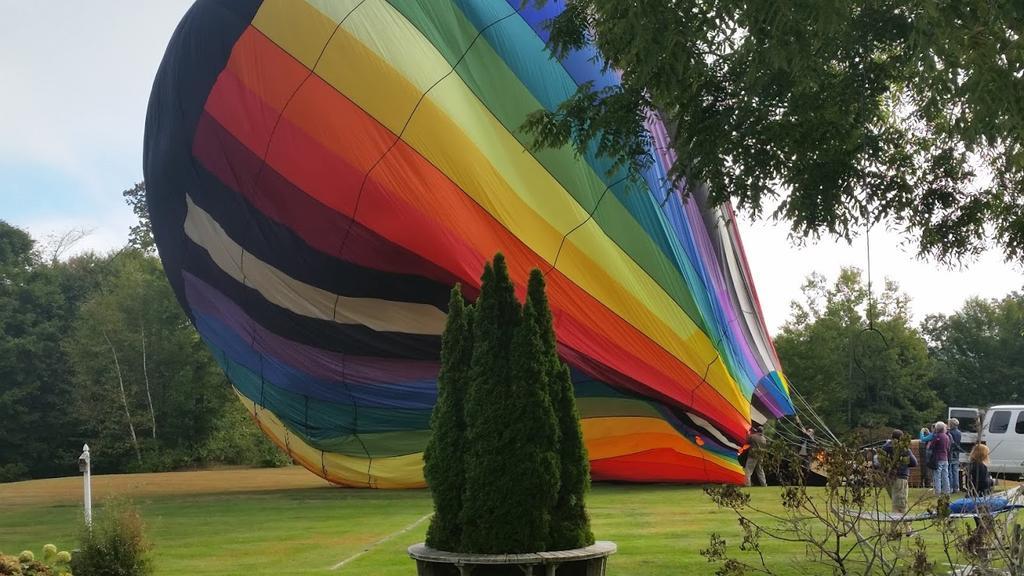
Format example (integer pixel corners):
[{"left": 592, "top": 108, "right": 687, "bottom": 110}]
[
  {"left": 188, "top": 131, "right": 454, "bottom": 309},
  {"left": 182, "top": 238, "right": 442, "bottom": 360},
  {"left": 143, "top": 0, "right": 262, "bottom": 322}
]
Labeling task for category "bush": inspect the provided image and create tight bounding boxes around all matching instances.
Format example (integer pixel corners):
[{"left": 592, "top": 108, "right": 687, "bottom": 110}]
[
  {"left": 527, "top": 270, "right": 593, "bottom": 550},
  {"left": 0, "top": 544, "right": 72, "bottom": 576},
  {"left": 427, "top": 255, "right": 594, "bottom": 554},
  {"left": 423, "top": 286, "right": 473, "bottom": 551},
  {"left": 72, "top": 501, "right": 152, "bottom": 576},
  {"left": 0, "top": 464, "right": 29, "bottom": 483}
]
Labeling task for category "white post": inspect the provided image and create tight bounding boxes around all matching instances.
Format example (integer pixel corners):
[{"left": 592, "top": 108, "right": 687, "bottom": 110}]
[{"left": 80, "top": 444, "right": 92, "bottom": 527}]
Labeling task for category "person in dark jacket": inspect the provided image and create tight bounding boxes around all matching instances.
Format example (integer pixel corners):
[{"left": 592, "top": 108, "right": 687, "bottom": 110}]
[
  {"left": 926, "top": 421, "right": 951, "bottom": 495},
  {"left": 874, "top": 429, "right": 918, "bottom": 513},
  {"left": 744, "top": 424, "right": 768, "bottom": 487},
  {"left": 947, "top": 418, "right": 962, "bottom": 492},
  {"left": 966, "top": 444, "right": 995, "bottom": 496}
]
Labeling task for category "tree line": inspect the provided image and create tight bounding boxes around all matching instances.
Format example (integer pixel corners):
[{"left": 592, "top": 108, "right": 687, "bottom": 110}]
[
  {"left": 775, "top": 268, "right": 1023, "bottom": 439},
  {"left": 0, "top": 184, "right": 285, "bottom": 482},
  {"left": 1, "top": 183, "right": 1020, "bottom": 481}
]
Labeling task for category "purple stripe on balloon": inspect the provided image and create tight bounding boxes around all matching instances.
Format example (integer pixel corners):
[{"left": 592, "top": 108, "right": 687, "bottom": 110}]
[
  {"left": 646, "top": 114, "right": 766, "bottom": 388},
  {"left": 183, "top": 271, "right": 440, "bottom": 385}
]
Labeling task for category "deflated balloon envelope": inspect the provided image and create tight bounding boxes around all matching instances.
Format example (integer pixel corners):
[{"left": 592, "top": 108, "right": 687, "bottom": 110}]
[{"left": 144, "top": 0, "right": 795, "bottom": 488}]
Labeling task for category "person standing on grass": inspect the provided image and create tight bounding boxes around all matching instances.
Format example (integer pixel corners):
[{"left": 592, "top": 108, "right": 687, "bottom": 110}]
[
  {"left": 798, "top": 426, "right": 816, "bottom": 467},
  {"left": 927, "top": 421, "right": 951, "bottom": 495},
  {"left": 744, "top": 423, "right": 767, "bottom": 487},
  {"left": 965, "top": 444, "right": 995, "bottom": 496},
  {"left": 918, "top": 425, "right": 932, "bottom": 488},
  {"left": 874, "top": 429, "right": 917, "bottom": 513},
  {"left": 947, "top": 418, "right": 962, "bottom": 493}
]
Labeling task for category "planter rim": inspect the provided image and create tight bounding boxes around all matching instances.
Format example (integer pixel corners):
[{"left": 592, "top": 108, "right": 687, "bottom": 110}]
[{"left": 408, "top": 540, "right": 616, "bottom": 565}]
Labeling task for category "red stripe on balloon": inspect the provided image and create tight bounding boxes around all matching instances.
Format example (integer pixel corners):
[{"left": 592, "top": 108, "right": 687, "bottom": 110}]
[{"left": 590, "top": 448, "right": 742, "bottom": 484}]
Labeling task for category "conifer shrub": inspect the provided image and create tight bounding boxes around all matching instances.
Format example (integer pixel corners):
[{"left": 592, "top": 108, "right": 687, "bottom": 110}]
[
  {"left": 423, "top": 286, "right": 473, "bottom": 551},
  {"left": 424, "top": 254, "right": 594, "bottom": 554},
  {"left": 460, "top": 255, "right": 528, "bottom": 553},
  {"left": 526, "top": 270, "right": 594, "bottom": 550}
]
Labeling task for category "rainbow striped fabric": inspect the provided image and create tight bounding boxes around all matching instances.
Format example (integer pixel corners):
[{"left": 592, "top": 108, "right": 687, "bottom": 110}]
[{"left": 144, "top": 0, "right": 794, "bottom": 488}]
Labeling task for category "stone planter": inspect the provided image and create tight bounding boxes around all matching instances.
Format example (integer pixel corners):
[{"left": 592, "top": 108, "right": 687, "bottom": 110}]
[{"left": 408, "top": 541, "right": 616, "bottom": 576}]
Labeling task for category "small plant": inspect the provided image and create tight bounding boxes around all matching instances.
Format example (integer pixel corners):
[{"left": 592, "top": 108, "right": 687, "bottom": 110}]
[
  {"left": 0, "top": 544, "right": 73, "bottom": 576},
  {"left": 72, "top": 501, "right": 152, "bottom": 576}
]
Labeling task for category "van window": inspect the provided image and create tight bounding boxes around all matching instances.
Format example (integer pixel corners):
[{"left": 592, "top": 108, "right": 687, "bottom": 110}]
[
  {"left": 989, "top": 410, "right": 1011, "bottom": 434},
  {"left": 951, "top": 411, "right": 979, "bottom": 434},
  {"left": 1016, "top": 412, "right": 1024, "bottom": 435}
]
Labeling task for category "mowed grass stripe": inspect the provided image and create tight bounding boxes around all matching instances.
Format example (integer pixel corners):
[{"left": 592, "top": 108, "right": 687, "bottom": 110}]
[{"left": 0, "top": 467, "right": 972, "bottom": 575}]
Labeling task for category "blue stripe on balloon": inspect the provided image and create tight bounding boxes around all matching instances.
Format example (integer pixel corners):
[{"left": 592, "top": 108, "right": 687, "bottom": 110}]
[{"left": 195, "top": 311, "right": 438, "bottom": 410}]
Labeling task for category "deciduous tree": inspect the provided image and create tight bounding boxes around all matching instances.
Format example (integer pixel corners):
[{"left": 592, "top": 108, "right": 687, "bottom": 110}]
[
  {"left": 774, "top": 268, "right": 941, "bottom": 436},
  {"left": 527, "top": 1, "right": 1024, "bottom": 262}
]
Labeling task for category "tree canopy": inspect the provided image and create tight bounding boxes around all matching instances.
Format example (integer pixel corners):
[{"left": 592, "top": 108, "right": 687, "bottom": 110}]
[
  {"left": 528, "top": 0, "right": 1024, "bottom": 262},
  {"left": 774, "top": 268, "right": 942, "bottom": 436},
  {"left": 922, "top": 292, "right": 1024, "bottom": 407}
]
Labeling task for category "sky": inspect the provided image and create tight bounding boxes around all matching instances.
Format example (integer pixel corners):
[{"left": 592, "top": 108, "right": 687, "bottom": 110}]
[{"left": 1, "top": 2, "right": 1020, "bottom": 336}]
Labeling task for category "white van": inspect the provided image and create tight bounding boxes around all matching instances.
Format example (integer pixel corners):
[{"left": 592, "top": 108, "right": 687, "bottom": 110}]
[{"left": 948, "top": 405, "right": 1024, "bottom": 477}]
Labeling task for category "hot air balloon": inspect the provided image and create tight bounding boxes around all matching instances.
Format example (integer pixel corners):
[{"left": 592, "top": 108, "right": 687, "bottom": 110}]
[{"left": 144, "top": 0, "right": 795, "bottom": 488}]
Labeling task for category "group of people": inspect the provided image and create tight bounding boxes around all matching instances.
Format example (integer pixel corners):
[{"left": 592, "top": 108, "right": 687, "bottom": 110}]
[
  {"left": 876, "top": 420, "right": 997, "bottom": 513},
  {"left": 919, "top": 419, "right": 961, "bottom": 494},
  {"left": 739, "top": 417, "right": 997, "bottom": 510},
  {"left": 741, "top": 421, "right": 814, "bottom": 487}
]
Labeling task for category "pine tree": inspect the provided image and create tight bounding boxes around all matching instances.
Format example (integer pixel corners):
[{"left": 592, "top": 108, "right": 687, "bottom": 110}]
[
  {"left": 460, "top": 254, "right": 526, "bottom": 553},
  {"left": 423, "top": 285, "right": 473, "bottom": 551},
  {"left": 526, "top": 270, "right": 594, "bottom": 549},
  {"left": 503, "top": 299, "right": 560, "bottom": 551}
]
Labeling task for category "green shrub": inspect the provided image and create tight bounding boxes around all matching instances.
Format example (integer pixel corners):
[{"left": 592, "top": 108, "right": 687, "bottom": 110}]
[
  {"left": 198, "top": 400, "right": 291, "bottom": 468},
  {"left": 500, "top": 296, "right": 560, "bottom": 552},
  {"left": 16, "top": 554, "right": 31, "bottom": 565},
  {"left": 526, "top": 270, "right": 594, "bottom": 550},
  {"left": 458, "top": 255, "right": 591, "bottom": 554},
  {"left": 423, "top": 286, "right": 473, "bottom": 551},
  {"left": 0, "top": 463, "right": 29, "bottom": 483},
  {"left": 460, "top": 255, "right": 527, "bottom": 553},
  {"left": 72, "top": 501, "right": 152, "bottom": 576}
]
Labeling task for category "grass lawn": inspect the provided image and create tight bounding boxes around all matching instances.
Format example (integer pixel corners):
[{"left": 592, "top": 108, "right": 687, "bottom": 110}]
[{"left": 0, "top": 467, "right": 1012, "bottom": 575}]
